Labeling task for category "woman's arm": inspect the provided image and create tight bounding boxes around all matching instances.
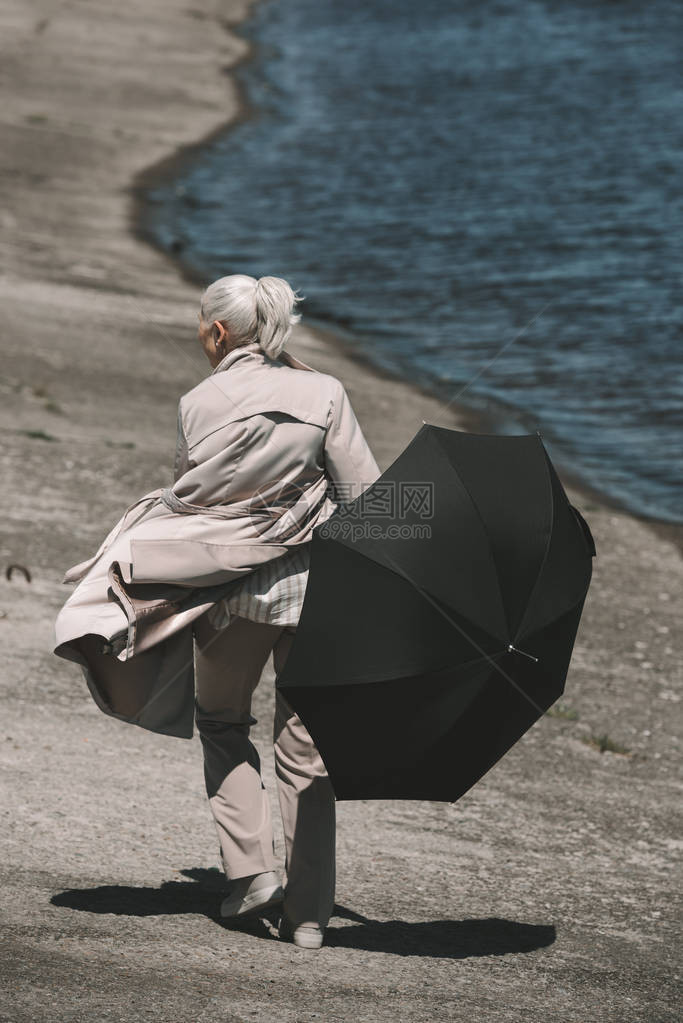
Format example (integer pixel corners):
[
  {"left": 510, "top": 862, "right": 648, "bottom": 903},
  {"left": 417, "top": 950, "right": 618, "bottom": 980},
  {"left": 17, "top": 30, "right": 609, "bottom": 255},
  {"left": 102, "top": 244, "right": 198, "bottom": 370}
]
[
  {"left": 173, "top": 400, "right": 191, "bottom": 483},
  {"left": 323, "top": 380, "right": 381, "bottom": 503}
]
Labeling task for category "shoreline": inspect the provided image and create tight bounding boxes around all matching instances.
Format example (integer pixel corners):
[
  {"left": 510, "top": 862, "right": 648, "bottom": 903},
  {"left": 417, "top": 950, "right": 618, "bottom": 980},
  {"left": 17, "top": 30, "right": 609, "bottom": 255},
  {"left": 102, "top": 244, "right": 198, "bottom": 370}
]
[{"left": 129, "top": 4, "right": 683, "bottom": 554}]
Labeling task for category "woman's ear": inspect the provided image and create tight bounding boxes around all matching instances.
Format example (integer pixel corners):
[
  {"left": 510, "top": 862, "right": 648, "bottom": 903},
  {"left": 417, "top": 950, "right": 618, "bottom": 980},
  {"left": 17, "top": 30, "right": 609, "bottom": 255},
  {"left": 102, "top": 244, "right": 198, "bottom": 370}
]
[{"left": 212, "top": 321, "right": 226, "bottom": 344}]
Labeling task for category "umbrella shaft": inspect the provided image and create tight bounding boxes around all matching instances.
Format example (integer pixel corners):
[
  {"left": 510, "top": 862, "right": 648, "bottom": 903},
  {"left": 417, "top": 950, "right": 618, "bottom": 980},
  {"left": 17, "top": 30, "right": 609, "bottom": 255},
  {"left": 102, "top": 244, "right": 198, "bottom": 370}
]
[{"left": 507, "top": 643, "right": 539, "bottom": 663}]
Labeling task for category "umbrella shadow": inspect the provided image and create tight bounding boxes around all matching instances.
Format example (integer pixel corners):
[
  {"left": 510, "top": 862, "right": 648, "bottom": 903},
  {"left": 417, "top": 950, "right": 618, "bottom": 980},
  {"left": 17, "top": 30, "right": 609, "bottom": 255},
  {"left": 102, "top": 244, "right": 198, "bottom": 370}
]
[
  {"left": 51, "top": 869, "right": 555, "bottom": 959},
  {"left": 327, "top": 904, "right": 555, "bottom": 958}
]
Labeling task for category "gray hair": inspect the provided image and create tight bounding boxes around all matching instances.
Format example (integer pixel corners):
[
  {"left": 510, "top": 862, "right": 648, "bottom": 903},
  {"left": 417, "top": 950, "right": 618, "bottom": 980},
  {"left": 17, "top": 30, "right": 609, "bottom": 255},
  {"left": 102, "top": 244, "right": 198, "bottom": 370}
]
[{"left": 200, "top": 274, "right": 303, "bottom": 359}]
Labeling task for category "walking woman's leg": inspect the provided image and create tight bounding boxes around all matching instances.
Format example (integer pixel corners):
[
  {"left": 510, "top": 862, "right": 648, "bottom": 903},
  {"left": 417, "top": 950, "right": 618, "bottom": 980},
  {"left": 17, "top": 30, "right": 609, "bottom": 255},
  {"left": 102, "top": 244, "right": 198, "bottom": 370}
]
[
  {"left": 272, "top": 629, "right": 336, "bottom": 932},
  {"left": 193, "top": 612, "right": 284, "bottom": 882}
]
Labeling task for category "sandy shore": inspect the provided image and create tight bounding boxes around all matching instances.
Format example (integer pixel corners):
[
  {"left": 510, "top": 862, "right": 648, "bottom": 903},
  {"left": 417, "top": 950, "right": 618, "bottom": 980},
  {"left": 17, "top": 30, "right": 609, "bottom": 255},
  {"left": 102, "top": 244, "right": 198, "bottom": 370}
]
[{"left": 1, "top": 1, "right": 681, "bottom": 1020}]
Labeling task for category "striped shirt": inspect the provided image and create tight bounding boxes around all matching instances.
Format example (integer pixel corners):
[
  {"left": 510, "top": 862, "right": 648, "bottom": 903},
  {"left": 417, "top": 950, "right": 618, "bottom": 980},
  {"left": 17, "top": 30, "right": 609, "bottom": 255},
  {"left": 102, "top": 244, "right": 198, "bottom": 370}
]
[{"left": 207, "top": 542, "right": 311, "bottom": 631}]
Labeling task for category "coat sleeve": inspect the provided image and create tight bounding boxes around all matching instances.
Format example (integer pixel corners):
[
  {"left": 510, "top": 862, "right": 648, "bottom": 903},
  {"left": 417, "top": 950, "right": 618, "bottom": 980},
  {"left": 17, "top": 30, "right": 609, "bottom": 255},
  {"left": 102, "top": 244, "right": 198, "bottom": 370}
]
[
  {"left": 323, "top": 380, "right": 381, "bottom": 503},
  {"left": 173, "top": 400, "right": 191, "bottom": 483}
]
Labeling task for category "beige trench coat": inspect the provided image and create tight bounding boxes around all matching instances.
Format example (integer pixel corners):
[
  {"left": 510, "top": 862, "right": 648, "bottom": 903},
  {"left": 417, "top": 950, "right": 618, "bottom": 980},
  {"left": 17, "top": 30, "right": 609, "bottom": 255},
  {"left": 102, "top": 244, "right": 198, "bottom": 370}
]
[{"left": 54, "top": 341, "right": 380, "bottom": 738}]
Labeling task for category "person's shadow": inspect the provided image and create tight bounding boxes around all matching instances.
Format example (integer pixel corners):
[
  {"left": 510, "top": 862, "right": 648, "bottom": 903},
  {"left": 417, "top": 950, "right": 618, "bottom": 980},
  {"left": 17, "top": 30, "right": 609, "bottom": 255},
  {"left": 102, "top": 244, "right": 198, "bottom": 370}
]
[{"left": 51, "top": 868, "right": 555, "bottom": 959}]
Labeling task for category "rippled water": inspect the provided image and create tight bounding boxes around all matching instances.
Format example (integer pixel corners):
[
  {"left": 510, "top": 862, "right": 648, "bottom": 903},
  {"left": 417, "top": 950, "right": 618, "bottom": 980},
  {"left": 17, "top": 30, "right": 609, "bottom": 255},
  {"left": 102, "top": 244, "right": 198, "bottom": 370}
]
[{"left": 140, "top": 0, "right": 683, "bottom": 523}]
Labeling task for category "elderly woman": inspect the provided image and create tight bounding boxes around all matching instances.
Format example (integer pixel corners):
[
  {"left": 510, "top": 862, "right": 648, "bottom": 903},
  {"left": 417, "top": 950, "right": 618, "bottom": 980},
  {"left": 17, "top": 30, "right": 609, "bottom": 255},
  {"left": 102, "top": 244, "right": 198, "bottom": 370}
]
[{"left": 54, "top": 274, "right": 380, "bottom": 950}]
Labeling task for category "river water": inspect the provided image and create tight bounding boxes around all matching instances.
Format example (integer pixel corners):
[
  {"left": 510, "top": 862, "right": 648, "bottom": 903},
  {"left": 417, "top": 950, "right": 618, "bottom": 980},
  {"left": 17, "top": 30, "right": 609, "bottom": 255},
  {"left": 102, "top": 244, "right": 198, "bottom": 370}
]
[{"left": 139, "top": 0, "right": 683, "bottom": 523}]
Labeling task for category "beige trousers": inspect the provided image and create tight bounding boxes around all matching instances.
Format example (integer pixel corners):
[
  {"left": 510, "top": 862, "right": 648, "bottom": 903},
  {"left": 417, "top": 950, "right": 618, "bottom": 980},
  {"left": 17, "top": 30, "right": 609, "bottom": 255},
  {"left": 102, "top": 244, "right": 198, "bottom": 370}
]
[{"left": 193, "top": 612, "right": 336, "bottom": 930}]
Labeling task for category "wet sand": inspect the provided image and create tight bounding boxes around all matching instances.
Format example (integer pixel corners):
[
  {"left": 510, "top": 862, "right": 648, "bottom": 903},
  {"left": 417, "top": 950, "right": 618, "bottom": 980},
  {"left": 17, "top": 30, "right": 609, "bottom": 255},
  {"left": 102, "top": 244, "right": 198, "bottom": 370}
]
[{"left": 0, "top": 2, "right": 681, "bottom": 1021}]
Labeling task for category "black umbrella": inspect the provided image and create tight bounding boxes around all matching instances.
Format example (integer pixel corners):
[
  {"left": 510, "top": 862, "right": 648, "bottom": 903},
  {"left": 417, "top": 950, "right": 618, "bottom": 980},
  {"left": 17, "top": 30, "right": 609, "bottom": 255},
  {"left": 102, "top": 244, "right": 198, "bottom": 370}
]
[{"left": 276, "top": 424, "right": 596, "bottom": 802}]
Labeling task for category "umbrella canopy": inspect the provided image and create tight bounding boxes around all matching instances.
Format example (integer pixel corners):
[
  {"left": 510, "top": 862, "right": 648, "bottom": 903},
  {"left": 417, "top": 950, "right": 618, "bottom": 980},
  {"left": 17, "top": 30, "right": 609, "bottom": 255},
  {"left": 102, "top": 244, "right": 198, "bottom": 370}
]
[{"left": 276, "top": 423, "right": 596, "bottom": 801}]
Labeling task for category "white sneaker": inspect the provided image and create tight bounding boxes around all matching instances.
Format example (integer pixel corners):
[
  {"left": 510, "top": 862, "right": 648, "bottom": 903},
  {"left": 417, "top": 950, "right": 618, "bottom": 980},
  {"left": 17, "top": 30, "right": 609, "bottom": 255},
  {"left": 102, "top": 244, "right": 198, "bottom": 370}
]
[
  {"left": 220, "top": 871, "right": 284, "bottom": 919},
  {"left": 279, "top": 915, "right": 324, "bottom": 950}
]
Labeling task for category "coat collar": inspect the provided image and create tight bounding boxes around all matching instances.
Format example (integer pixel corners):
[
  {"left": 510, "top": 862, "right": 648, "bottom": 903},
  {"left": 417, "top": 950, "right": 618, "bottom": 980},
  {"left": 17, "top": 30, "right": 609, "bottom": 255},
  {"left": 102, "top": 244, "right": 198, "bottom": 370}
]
[
  {"left": 211, "top": 340, "right": 316, "bottom": 376},
  {"left": 211, "top": 341, "right": 262, "bottom": 375}
]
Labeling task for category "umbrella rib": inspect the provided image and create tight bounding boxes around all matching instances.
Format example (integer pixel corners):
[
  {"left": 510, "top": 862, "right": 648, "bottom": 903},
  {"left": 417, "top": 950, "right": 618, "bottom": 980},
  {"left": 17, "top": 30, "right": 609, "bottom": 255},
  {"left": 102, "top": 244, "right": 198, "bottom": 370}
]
[{"left": 380, "top": 548, "right": 547, "bottom": 718}]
